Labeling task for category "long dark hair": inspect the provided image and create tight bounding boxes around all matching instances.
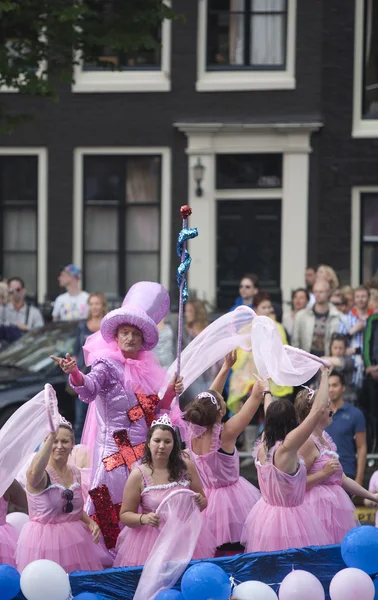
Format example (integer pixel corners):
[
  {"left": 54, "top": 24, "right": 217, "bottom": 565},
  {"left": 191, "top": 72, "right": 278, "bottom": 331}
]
[
  {"left": 263, "top": 399, "right": 298, "bottom": 451},
  {"left": 142, "top": 424, "right": 187, "bottom": 482}
]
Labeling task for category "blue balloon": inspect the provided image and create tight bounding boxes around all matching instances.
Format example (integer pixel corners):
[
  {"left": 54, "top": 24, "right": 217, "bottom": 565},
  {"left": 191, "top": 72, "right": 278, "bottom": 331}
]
[
  {"left": 155, "top": 591, "right": 183, "bottom": 599},
  {"left": 0, "top": 564, "right": 21, "bottom": 600},
  {"left": 181, "top": 562, "right": 230, "bottom": 600},
  {"left": 74, "top": 594, "right": 102, "bottom": 600},
  {"left": 341, "top": 526, "right": 378, "bottom": 574}
]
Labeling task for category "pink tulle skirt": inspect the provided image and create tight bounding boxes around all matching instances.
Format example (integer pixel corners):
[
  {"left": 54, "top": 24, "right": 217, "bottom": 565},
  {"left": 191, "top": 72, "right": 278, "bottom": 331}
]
[
  {"left": 304, "top": 484, "right": 359, "bottom": 544},
  {"left": 241, "top": 497, "right": 332, "bottom": 553},
  {"left": 113, "top": 521, "right": 215, "bottom": 568},
  {"left": 15, "top": 520, "right": 105, "bottom": 573},
  {"left": 204, "top": 477, "right": 260, "bottom": 547},
  {"left": 0, "top": 523, "right": 18, "bottom": 567}
]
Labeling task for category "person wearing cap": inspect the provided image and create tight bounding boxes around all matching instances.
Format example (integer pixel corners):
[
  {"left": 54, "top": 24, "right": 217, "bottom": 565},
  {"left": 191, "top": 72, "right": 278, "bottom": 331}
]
[
  {"left": 52, "top": 264, "right": 89, "bottom": 321},
  {"left": 51, "top": 281, "right": 183, "bottom": 561}
]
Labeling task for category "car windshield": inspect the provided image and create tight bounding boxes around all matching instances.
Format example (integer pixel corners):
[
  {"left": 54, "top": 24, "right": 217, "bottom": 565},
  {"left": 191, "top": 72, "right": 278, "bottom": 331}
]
[{"left": 0, "top": 323, "right": 76, "bottom": 374}]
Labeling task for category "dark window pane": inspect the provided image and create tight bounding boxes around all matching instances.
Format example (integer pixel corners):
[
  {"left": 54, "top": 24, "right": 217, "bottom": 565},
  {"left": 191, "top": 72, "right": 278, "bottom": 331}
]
[
  {"left": 207, "top": 0, "right": 287, "bottom": 69},
  {"left": 3, "top": 253, "right": 37, "bottom": 295},
  {"left": 217, "top": 199, "right": 281, "bottom": 309},
  {"left": 125, "top": 253, "right": 159, "bottom": 290},
  {"left": 216, "top": 154, "right": 282, "bottom": 189},
  {"left": 362, "top": 193, "right": 378, "bottom": 237},
  {"left": 85, "top": 253, "right": 118, "bottom": 295},
  {"left": 84, "top": 156, "right": 124, "bottom": 201},
  {"left": 125, "top": 206, "right": 159, "bottom": 251},
  {"left": 363, "top": 0, "right": 378, "bottom": 118},
  {"left": 83, "top": 30, "right": 161, "bottom": 71},
  {"left": 0, "top": 156, "right": 38, "bottom": 202},
  {"left": 126, "top": 157, "right": 161, "bottom": 203}
]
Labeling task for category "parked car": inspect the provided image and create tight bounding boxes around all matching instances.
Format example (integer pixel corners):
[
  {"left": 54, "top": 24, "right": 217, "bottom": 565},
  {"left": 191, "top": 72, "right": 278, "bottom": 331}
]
[{"left": 0, "top": 321, "right": 78, "bottom": 428}]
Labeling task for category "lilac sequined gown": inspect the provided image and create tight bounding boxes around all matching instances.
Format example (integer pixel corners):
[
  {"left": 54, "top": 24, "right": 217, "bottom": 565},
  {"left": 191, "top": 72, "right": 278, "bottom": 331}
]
[{"left": 71, "top": 357, "right": 165, "bottom": 556}]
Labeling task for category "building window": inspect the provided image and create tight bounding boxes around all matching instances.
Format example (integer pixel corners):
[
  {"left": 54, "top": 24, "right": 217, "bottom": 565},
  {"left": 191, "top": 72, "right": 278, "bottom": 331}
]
[
  {"left": 216, "top": 153, "right": 282, "bottom": 188},
  {"left": 363, "top": 0, "right": 378, "bottom": 119},
  {"left": 207, "top": 0, "right": 287, "bottom": 70},
  {"left": 0, "top": 156, "right": 38, "bottom": 296},
  {"left": 361, "top": 192, "right": 378, "bottom": 282},
  {"left": 83, "top": 155, "right": 161, "bottom": 295},
  {"left": 197, "top": 0, "right": 296, "bottom": 91},
  {"left": 73, "top": 15, "right": 171, "bottom": 92}
]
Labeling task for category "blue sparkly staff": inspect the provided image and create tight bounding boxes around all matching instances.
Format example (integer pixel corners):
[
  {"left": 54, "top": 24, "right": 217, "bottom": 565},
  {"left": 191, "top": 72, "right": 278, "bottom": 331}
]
[{"left": 175, "top": 205, "right": 198, "bottom": 402}]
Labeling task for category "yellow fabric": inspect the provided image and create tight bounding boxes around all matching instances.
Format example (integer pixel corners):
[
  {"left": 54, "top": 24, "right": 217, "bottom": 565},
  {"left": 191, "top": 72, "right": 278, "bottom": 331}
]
[{"left": 227, "top": 320, "right": 293, "bottom": 414}]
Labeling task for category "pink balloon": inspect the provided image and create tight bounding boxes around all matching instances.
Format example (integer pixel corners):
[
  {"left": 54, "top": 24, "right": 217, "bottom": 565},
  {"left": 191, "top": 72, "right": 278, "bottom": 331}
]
[
  {"left": 330, "top": 568, "right": 375, "bottom": 600},
  {"left": 6, "top": 512, "right": 29, "bottom": 535},
  {"left": 279, "top": 570, "right": 325, "bottom": 600}
]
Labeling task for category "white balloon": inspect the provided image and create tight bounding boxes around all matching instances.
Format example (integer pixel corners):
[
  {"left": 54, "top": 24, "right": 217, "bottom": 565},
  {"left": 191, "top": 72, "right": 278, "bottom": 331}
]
[
  {"left": 233, "top": 580, "right": 278, "bottom": 600},
  {"left": 6, "top": 512, "right": 29, "bottom": 535},
  {"left": 20, "top": 559, "right": 72, "bottom": 600}
]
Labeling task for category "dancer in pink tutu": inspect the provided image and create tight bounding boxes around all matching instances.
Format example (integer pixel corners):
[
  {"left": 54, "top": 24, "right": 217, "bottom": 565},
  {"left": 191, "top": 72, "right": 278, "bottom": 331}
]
[
  {"left": 295, "top": 387, "right": 378, "bottom": 543},
  {"left": 16, "top": 419, "right": 105, "bottom": 573},
  {"left": 0, "top": 480, "right": 27, "bottom": 567},
  {"left": 179, "top": 351, "right": 261, "bottom": 555},
  {"left": 52, "top": 282, "right": 183, "bottom": 559},
  {"left": 241, "top": 367, "right": 333, "bottom": 552},
  {"left": 113, "top": 414, "right": 213, "bottom": 567}
]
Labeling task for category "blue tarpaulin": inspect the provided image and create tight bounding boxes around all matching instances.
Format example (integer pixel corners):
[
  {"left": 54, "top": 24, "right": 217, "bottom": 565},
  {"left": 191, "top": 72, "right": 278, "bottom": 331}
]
[{"left": 14, "top": 545, "right": 346, "bottom": 600}]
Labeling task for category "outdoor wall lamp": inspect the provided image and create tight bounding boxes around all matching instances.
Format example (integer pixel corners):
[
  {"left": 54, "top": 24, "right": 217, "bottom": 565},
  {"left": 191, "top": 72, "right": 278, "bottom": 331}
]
[{"left": 193, "top": 158, "right": 205, "bottom": 197}]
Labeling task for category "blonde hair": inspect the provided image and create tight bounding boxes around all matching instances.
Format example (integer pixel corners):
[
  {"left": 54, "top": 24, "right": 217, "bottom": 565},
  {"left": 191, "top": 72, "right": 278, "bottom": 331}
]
[
  {"left": 186, "top": 299, "right": 209, "bottom": 331},
  {"left": 369, "top": 288, "right": 378, "bottom": 309},
  {"left": 88, "top": 292, "right": 107, "bottom": 319},
  {"left": 316, "top": 265, "right": 339, "bottom": 291}
]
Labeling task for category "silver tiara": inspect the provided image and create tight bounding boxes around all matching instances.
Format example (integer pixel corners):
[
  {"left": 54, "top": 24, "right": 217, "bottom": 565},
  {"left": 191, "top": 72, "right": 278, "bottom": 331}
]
[
  {"left": 301, "top": 385, "right": 315, "bottom": 400},
  {"left": 59, "top": 415, "right": 73, "bottom": 429},
  {"left": 197, "top": 391, "right": 220, "bottom": 408},
  {"left": 150, "top": 413, "right": 174, "bottom": 429}
]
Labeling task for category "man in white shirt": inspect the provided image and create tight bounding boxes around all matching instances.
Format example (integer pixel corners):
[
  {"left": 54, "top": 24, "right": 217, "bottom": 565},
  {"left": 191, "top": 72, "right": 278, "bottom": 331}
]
[
  {"left": 4, "top": 277, "right": 44, "bottom": 331},
  {"left": 52, "top": 264, "right": 89, "bottom": 321}
]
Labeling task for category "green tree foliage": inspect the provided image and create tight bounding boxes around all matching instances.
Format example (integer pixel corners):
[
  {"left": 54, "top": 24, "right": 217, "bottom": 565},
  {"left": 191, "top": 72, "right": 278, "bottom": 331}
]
[{"left": 0, "top": 0, "right": 174, "bottom": 128}]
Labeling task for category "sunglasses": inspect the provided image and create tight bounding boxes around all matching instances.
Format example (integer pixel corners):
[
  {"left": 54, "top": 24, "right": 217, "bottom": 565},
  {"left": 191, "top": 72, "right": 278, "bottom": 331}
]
[{"left": 62, "top": 488, "right": 74, "bottom": 513}]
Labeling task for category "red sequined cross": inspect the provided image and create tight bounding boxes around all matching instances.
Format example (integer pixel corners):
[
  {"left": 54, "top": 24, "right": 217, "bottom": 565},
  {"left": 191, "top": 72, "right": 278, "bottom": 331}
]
[
  {"left": 135, "top": 393, "right": 160, "bottom": 427},
  {"left": 103, "top": 429, "right": 145, "bottom": 472},
  {"left": 89, "top": 484, "right": 121, "bottom": 550}
]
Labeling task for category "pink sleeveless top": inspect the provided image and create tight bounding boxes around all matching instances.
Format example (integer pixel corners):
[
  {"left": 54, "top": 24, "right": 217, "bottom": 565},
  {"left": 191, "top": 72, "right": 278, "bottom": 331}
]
[
  {"left": 137, "top": 465, "right": 190, "bottom": 513},
  {"left": 308, "top": 432, "right": 343, "bottom": 486},
  {"left": 187, "top": 424, "right": 240, "bottom": 490},
  {"left": 255, "top": 441, "right": 307, "bottom": 507},
  {"left": 26, "top": 465, "right": 84, "bottom": 524}
]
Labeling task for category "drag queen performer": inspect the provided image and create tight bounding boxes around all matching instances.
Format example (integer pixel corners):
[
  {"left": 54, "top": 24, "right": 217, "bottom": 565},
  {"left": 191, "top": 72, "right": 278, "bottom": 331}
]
[
  {"left": 0, "top": 480, "right": 27, "bottom": 567},
  {"left": 114, "top": 414, "right": 213, "bottom": 567},
  {"left": 16, "top": 419, "right": 104, "bottom": 573},
  {"left": 52, "top": 282, "right": 183, "bottom": 557},
  {"left": 295, "top": 388, "right": 378, "bottom": 543},
  {"left": 241, "top": 367, "right": 333, "bottom": 552},
  {"left": 180, "top": 351, "right": 261, "bottom": 554}
]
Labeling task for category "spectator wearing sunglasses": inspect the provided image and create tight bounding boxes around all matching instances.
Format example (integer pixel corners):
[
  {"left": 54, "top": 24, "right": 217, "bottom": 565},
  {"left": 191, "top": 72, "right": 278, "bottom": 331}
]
[
  {"left": 15, "top": 419, "right": 106, "bottom": 573},
  {"left": 230, "top": 273, "right": 260, "bottom": 312},
  {"left": 3, "top": 277, "right": 44, "bottom": 331}
]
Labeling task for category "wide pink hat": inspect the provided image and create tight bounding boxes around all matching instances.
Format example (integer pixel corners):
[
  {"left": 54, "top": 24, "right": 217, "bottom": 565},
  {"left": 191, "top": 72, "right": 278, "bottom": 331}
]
[{"left": 100, "top": 281, "right": 170, "bottom": 350}]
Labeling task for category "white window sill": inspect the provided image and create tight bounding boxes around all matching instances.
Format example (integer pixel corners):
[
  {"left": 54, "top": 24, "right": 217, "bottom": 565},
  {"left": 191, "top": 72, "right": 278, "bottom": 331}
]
[
  {"left": 72, "top": 71, "right": 171, "bottom": 93},
  {"left": 196, "top": 71, "right": 295, "bottom": 92},
  {"left": 352, "top": 119, "right": 378, "bottom": 138}
]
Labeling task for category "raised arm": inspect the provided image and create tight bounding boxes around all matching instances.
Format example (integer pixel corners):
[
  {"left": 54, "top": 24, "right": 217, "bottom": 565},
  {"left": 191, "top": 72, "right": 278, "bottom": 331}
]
[
  {"left": 5, "top": 479, "right": 27, "bottom": 510},
  {"left": 210, "top": 351, "right": 237, "bottom": 395},
  {"left": 281, "top": 368, "right": 329, "bottom": 453},
  {"left": 221, "top": 374, "right": 268, "bottom": 449},
  {"left": 26, "top": 432, "right": 56, "bottom": 492}
]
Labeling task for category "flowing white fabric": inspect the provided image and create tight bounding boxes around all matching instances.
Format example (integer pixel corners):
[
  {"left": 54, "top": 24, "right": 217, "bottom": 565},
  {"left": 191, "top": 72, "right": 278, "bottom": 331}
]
[
  {"left": 251, "top": 316, "right": 329, "bottom": 385},
  {"left": 0, "top": 384, "right": 59, "bottom": 497},
  {"left": 133, "top": 489, "right": 202, "bottom": 600},
  {"left": 163, "top": 307, "right": 328, "bottom": 402}
]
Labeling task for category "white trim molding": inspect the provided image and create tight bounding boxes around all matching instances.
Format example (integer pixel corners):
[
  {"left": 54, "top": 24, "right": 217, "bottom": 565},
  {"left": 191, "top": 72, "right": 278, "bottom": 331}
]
[
  {"left": 196, "top": 0, "right": 296, "bottom": 92},
  {"left": 0, "top": 147, "right": 48, "bottom": 304},
  {"left": 175, "top": 121, "right": 321, "bottom": 306},
  {"left": 351, "top": 186, "right": 378, "bottom": 286},
  {"left": 352, "top": 0, "right": 378, "bottom": 137},
  {"left": 73, "top": 147, "right": 171, "bottom": 290},
  {"left": 72, "top": 17, "right": 171, "bottom": 93}
]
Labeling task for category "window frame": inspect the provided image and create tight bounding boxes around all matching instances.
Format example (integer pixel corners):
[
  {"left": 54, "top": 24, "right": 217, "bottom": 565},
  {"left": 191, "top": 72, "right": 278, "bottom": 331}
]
[
  {"left": 196, "top": 0, "right": 296, "bottom": 92},
  {"left": 72, "top": 13, "right": 171, "bottom": 93},
  {"left": 351, "top": 186, "right": 378, "bottom": 285},
  {"left": 353, "top": 0, "right": 378, "bottom": 137},
  {"left": 0, "top": 148, "right": 48, "bottom": 303},
  {"left": 73, "top": 147, "right": 171, "bottom": 295}
]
